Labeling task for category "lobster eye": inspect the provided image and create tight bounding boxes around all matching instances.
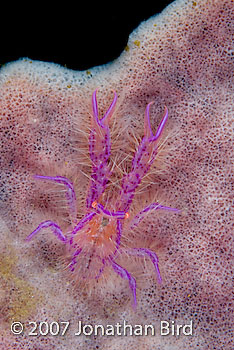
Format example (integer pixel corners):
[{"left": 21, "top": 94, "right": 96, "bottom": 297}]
[{"left": 92, "top": 201, "right": 98, "bottom": 209}]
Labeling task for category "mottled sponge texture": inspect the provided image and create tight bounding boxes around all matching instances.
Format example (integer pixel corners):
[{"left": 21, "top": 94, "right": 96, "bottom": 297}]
[{"left": 0, "top": 0, "right": 233, "bottom": 349}]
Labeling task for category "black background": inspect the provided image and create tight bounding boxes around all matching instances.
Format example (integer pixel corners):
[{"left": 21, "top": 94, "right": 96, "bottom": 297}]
[{"left": 1, "top": 2, "right": 174, "bottom": 70}]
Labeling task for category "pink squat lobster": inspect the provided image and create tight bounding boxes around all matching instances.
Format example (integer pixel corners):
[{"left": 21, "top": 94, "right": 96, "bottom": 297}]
[{"left": 26, "top": 90, "right": 179, "bottom": 308}]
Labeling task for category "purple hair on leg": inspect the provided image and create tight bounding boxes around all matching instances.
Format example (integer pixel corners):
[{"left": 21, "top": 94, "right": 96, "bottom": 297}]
[
  {"left": 95, "top": 259, "right": 106, "bottom": 280},
  {"left": 69, "top": 248, "right": 82, "bottom": 272},
  {"left": 145, "top": 104, "right": 168, "bottom": 142},
  {"left": 92, "top": 89, "right": 117, "bottom": 126},
  {"left": 25, "top": 220, "right": 67, "bottom": 242},
  {"left": 117, "top": 104, "right": 169, "bottom": 212},
  {"left": 86, "top": 90, "right": 117, "bottom": 208},
  {"left": 126, "top": 248, "right": 162, "bottom": 284},
  {"left": 130, "top": 202, "right": 180, "bottom": 229},
  {"left": 70, "top": 212, "right": 97, "bottom": 236},
  {"left": 111, "top": 260, "right": 137, "bottom": 309},
  {"left": 34, "top": 175, "right": 77, "bottom": 223}
]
